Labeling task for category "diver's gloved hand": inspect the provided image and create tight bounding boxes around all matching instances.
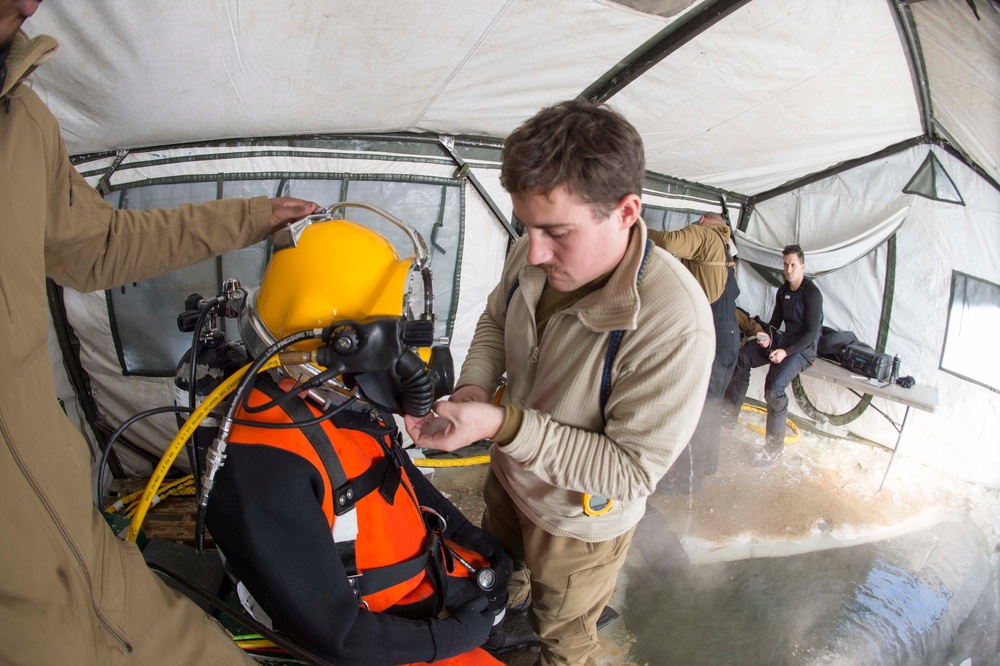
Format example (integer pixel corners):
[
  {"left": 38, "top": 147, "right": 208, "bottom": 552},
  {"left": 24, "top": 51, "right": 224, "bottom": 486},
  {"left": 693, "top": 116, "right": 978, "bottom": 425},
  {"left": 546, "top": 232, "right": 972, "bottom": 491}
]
[
  {"left": 452, "top": 522, "right": 514, "bottom": 598},
  {"left": 431, "top": 595, "right": 495, "bottom": 659}
]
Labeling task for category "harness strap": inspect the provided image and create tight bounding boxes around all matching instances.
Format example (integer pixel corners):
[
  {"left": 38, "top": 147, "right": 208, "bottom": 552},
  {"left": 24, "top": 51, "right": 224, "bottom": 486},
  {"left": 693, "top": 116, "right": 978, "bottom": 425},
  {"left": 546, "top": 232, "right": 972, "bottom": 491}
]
[
  {"left": 256, "top": 375, "right": 349, "bottom": 490},
  {"left": 252, "top": 376, "right": 440, "bottom": 605},
  {"left": 347, "top": 549, "right": 433, "bottom": 600},
  {"left": 255, "top": 376, "right": 359, "bottom": 577}
]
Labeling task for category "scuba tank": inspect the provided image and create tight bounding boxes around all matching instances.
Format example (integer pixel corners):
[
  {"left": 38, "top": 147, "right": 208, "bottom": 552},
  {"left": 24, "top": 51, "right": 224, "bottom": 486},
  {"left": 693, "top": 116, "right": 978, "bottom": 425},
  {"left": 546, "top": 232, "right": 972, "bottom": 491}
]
[{"left": 174, "top": 291, "right": 248, "bottom": 476}]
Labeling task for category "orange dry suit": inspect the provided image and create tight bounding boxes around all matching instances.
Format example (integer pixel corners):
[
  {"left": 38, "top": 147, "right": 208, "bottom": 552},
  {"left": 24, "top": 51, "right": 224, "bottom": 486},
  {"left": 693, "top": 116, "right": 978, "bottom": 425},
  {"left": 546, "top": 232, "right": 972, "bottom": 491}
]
[{"left": 206, "top": 374, "right": 510, "bottom": 664}]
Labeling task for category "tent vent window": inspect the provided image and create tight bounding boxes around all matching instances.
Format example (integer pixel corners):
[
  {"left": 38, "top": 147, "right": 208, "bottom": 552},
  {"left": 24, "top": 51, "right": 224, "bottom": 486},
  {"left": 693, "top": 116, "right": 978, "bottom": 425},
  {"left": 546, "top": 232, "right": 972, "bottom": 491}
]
[
  {"left": 940, "top": 271, "right": 1000, "bottom": 392},
  {"left": 903, "top": 152, "right": 965, "bottom": 205},
  {"left": 641, "top": 206, "right": 702, "bottom": 232}
]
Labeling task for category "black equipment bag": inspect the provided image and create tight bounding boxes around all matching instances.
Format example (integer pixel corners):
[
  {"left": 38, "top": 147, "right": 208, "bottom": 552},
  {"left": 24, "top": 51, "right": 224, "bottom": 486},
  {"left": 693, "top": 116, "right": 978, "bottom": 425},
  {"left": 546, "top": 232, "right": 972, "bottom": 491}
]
[{"left": 841, "top": 342, "right": 893, "bottom": 381}]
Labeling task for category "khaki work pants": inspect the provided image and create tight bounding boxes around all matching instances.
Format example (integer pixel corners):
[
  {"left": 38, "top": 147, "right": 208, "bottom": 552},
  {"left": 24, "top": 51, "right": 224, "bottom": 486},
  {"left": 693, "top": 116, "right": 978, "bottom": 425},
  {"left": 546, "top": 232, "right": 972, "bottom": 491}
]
[
  {"left": 482, "top": 470, "right": 633, "bottom": 666},
  {"left": 2, "top": 503, "right": 256, "bottom": 666}
]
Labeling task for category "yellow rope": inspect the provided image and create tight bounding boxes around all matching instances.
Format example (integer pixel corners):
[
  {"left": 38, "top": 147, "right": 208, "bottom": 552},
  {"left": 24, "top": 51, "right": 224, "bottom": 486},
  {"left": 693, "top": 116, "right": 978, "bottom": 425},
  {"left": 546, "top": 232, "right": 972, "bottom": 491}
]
[
  {"left": 235, "top": 639, "right": 278, "bottom": 650},
  {"left": 412, "top": 454, "right": 491, "bottom": 468},
  {"left": 105, "top": 474, "right": 194, "bottom": 514},
  {"left": 738, "top": 403, "right": 801, "bottom": 444},
  {"left": 121, "top": 479, "right": 196, "bottom": 519}
]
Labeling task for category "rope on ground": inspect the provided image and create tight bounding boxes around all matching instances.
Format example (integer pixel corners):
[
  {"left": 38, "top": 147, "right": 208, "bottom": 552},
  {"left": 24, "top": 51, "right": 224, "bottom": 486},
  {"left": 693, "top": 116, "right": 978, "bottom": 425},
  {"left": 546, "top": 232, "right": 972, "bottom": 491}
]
[
  {"left": 412, "top": 454, "right": 491, "bottom": 468},
  {"left": 738, "top": 403, "right": 801, "bottom": 444}
]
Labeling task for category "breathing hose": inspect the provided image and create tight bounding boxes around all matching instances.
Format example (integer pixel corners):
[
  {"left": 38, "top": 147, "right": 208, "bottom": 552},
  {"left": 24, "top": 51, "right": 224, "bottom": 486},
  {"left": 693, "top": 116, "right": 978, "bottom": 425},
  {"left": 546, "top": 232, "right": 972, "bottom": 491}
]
[
  {"left": 395, "top": 349, "right": 436, "bottom": 417},
  {"left": 125, "top": 355, "right": 283, "bottom": 542}
]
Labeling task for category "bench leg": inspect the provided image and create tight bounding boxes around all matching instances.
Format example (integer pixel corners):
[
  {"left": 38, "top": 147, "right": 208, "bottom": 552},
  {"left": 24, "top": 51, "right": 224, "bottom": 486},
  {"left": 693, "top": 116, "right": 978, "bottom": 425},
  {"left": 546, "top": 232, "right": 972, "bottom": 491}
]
[{"left": 878, "top": 405, "right": 910, "bottom": 492}]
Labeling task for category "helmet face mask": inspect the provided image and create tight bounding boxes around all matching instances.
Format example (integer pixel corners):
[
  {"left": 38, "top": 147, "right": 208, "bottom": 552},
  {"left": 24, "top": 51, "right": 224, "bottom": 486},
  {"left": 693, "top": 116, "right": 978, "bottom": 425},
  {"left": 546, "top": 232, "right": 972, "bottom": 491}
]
[{"left": 236, "top": 204, "right": 452, "bottom": 415}]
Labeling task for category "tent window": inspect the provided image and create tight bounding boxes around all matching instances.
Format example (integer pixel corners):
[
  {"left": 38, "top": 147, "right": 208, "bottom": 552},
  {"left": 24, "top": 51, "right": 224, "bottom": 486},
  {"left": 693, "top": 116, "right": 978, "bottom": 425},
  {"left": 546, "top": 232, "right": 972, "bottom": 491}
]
[
  {"left": 642, "top": 205, "right": 701, "bottom": 232},
  {"left": 902, "top": 152, "right": 965, "bottom": 205},
  {"left": 105, "top": 176, "right": 462, "bottom": 376},
  {"left": 106, "top": 180, "right": 277, "bottom": 377},
  {"left": 940, "top": 272, "right": 1000, "bottom": 392}
]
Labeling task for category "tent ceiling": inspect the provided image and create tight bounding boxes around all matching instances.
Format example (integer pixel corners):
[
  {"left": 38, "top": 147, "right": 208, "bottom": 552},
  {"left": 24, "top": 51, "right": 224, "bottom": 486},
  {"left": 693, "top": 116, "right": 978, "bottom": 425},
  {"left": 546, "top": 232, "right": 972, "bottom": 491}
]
[{"left": 25, "top": 0, "right": 999, "bottom": 197}]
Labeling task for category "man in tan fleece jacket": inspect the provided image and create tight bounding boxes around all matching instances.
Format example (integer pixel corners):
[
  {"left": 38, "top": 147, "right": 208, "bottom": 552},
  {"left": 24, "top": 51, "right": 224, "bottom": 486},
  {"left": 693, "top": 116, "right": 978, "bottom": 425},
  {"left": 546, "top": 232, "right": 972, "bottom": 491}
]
[
  {"left": 406, "top": 101, "right": 714, "bottom": 666},
  {"left": 1, "top": 3, "right": 315, "bottom": 663}
]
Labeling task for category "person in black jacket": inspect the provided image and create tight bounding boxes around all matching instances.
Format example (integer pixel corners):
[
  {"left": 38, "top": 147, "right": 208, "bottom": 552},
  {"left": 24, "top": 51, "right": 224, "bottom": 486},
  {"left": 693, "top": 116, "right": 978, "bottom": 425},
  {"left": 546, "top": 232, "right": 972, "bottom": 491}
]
[{"left": 723, "top": 244, "right": 823, "bottom": 466}]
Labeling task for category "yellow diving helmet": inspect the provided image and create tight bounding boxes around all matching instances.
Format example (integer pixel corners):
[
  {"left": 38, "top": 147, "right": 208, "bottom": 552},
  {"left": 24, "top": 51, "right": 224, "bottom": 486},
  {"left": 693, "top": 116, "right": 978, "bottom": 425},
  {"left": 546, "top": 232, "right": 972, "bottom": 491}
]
[{"left": 238, "top": 203, "right": 452, "bottom": 416}]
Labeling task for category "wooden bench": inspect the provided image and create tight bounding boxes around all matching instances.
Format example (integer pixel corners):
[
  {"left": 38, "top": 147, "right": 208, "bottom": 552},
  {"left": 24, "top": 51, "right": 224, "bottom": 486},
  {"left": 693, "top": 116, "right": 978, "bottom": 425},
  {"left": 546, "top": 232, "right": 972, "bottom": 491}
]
[{"left": 800, "top": 358, "right": 939, "bottom": 490}]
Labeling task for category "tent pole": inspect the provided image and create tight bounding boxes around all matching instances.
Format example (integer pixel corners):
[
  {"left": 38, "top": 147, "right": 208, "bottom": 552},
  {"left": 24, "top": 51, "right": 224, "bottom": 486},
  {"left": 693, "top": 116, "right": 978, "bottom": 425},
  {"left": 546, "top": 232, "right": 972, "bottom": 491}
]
[
  {"left": 581, "top": 0, "right": 752, "bottom": 105},
  {"left": 889, "top": 0, "right": 934, "bottom": 138}
]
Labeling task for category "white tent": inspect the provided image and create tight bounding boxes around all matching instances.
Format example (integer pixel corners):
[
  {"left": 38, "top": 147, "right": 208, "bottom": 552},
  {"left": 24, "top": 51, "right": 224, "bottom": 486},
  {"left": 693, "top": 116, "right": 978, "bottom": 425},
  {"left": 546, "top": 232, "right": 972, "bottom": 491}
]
[{"left": 25, "top": 0, "right": 1000, "bottom": 487}]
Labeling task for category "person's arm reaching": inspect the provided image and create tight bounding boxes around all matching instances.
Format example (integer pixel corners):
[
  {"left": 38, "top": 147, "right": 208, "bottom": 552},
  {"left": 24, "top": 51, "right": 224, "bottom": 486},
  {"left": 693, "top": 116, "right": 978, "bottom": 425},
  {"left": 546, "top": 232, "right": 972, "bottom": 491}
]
[{"left": 43, "top": 128, "right": 314, "bottom": 292}]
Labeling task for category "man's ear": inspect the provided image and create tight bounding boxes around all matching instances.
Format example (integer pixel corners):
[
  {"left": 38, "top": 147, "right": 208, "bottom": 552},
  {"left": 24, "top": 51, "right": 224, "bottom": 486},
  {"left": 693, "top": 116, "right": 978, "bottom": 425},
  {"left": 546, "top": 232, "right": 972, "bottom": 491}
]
[{"left": 616, "top": 193, "right": 642, "bottom": 229}]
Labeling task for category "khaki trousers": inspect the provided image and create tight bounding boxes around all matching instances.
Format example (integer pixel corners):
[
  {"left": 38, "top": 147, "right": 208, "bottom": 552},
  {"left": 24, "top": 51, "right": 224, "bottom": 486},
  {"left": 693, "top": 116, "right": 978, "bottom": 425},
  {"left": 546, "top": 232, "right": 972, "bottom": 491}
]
[
  {"left": 482, "top": 469, "right": 633, "bottom": 666},
  {"left": 2, "top": 503, "right": 256, "bottom": 666}
]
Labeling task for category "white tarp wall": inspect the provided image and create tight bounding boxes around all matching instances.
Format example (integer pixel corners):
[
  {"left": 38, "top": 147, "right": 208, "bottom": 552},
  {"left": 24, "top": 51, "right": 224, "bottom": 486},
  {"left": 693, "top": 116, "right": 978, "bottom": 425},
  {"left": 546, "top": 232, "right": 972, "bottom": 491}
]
[{"left": 737, "top": 146, "right": 1000, "bottom": 488}]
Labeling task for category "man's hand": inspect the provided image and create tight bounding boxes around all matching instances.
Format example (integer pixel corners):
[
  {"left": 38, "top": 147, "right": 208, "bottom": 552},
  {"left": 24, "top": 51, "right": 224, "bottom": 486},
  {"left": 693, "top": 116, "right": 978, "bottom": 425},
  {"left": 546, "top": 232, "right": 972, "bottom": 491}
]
[
  {"left": 404, "top": 400, "right": 503, "bottom": 452},
  {"left": 268, "top": 197, "right": 318, "bottom": 233},
  {"left": 768, "top": 348, "right": 787, "bottom": 364},
  {"left": 449, "top": 385, "right": 490, "bottom": 404},
  {"left": 756, "top": 332, "right": 770, "bottom": 347}
]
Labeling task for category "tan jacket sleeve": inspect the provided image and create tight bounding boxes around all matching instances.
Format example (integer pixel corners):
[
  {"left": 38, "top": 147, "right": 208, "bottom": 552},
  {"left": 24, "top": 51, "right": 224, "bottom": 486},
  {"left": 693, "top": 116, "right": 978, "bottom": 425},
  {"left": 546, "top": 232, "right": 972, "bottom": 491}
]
[
  {"left": 41, "top": 113, "right": 271, "bottom": 292},
  {"left": 648, "top": 224, "right": 713, "bottom": 260},
  {"left": 502, "top": 309, "right": 714, "bottom": 503}
]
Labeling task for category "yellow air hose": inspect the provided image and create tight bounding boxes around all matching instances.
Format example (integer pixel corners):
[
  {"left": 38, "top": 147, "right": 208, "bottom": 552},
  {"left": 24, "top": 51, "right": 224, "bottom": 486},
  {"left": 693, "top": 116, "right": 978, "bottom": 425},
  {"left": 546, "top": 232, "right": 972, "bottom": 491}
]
[
  {"left": 125, "top": 356, "right": 282, "bottom": 542},
  {"left": 738, "top": 403, "right": 801, "bottom": 444}
]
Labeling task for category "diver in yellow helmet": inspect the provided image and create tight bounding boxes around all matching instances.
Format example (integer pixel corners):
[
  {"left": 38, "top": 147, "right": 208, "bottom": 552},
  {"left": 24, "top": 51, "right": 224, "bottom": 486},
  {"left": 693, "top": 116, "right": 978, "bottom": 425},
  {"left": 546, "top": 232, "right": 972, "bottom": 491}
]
[
  {"left": 204, "top": 204, "right": 512, "bottom": 665},
  {"left": 238, "top": 202, "right": 452, "bottom": 416}
]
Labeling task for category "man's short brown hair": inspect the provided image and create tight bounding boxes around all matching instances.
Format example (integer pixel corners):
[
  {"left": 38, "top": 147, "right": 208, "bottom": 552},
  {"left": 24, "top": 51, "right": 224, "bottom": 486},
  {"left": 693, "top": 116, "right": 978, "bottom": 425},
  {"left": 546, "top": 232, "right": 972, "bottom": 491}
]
[
  {"left": 782, "top": 244, "right": 805, "bottom": 264},
  {"left": 500, "top": 100, "right": 645, "bottom": 218}
]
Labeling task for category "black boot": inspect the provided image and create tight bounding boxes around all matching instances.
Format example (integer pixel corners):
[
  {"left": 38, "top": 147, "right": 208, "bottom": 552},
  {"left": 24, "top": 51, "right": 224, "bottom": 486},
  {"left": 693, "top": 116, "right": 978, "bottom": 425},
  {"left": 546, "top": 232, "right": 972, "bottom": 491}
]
[{"left": 752, "top": 442, "right": 783, "bottom": 467}]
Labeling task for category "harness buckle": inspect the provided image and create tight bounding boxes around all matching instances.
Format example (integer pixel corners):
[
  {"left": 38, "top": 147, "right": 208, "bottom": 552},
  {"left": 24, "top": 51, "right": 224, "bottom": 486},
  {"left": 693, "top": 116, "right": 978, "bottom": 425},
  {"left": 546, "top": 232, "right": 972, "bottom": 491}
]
[{"left": 346, "top": 573, "right": 364, "bottom": 599}]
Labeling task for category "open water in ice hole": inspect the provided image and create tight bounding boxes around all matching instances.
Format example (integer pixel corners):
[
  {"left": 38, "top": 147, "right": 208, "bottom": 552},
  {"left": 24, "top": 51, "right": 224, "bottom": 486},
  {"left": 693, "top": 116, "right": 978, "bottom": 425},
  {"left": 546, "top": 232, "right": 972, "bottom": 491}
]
[{"left": 622, "top": 519, "right": 999, "bottom": 665}]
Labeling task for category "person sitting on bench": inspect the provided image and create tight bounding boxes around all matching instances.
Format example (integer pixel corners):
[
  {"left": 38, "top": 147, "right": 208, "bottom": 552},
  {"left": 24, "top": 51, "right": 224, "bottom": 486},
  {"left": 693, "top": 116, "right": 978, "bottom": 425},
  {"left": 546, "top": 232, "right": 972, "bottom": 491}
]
[{"left": 723, "top": 244, "right": 823, "bottom": 467}]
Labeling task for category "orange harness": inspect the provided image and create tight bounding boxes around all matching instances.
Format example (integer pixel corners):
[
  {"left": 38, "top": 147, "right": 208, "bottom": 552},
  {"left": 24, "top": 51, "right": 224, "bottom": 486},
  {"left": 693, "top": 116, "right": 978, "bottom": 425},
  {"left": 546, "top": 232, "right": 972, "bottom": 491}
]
[{"left": 229, "top": 376, "right": 485, "bottom": 612}]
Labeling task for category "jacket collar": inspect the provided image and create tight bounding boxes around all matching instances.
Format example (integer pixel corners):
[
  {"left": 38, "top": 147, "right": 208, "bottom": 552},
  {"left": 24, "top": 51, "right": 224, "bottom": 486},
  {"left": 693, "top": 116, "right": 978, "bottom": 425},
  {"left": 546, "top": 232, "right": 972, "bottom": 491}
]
[
  {"left": 1, "top": 30, "right": 58, "bottom": 100},
  {"left": 518, "top": 218, "right": 650, "bottom": 333}
]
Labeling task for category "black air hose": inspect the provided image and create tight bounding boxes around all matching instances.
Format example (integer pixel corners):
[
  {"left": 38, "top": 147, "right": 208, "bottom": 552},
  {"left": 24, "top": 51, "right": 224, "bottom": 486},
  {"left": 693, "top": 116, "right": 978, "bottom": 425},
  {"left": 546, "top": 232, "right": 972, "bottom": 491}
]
[{"left": 395, "top": 349, "right": 435, "bottom": 417}]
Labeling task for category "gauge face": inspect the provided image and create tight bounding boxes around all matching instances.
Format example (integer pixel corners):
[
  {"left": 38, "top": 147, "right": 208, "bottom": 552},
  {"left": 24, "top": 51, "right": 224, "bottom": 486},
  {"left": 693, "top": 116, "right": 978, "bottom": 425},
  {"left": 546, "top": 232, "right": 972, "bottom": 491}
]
[{"left": 477, "top": 568, "right": 497, "bottom": 591}]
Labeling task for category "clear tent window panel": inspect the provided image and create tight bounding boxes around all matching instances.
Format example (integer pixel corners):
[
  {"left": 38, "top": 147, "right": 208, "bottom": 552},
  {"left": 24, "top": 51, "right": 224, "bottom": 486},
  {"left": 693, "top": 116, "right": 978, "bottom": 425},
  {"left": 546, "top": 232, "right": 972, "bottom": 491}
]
[
  {"left": 940, "top": 272, "right": 1000, "bottom": 392},
  {"left": 343, "top": 179, "right": 462, "bottom": 342},
  {"left": 103, "top": 176, "right": 461, "bottom": 375},
  {"left": 642, "top": 205, "right": 701, "bottom": 232},
  {"left": 107, "top": 179, "right": 279, "bottom": 375},
  {"left": 108, "top": 181, "right": 221, "bottom": 375}
]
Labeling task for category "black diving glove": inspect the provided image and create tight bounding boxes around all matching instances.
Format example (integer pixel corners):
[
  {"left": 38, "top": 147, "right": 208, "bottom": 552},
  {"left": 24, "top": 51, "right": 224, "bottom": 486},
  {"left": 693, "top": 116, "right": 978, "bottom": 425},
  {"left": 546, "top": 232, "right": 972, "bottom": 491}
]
[{"left": 430, "top": 595, "right": 494, "bottom": 661}]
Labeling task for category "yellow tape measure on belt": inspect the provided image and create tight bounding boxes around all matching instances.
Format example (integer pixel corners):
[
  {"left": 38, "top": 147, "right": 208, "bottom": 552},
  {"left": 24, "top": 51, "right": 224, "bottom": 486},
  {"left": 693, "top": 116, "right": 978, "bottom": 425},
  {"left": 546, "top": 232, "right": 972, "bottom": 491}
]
[{"left": 582, "top": 494, "right": 613, "bottom": 517}]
